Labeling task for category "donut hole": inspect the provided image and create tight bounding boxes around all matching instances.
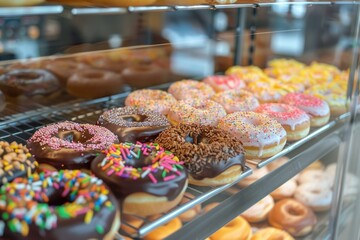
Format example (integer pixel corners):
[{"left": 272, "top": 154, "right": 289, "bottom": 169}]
[
  {"left": 122, "top": 114, "right": 147, "bottom": 122},
  {"left": 57, "top": 130, "right": 91, "bottom": 143},
  {"left": 286, "top": 205, "right": 304, "bottom": 217}
]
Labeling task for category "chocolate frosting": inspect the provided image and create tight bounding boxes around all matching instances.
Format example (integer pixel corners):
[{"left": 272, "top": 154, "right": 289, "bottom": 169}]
[{"left": 155, "top": 124, "right": 245, "bottom": 180}]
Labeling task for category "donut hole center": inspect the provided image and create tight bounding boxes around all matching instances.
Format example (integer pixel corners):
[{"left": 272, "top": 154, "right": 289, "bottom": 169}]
[
  {"left": 122, "top": 114, "right": 147, "bottom": 122},
  {"left": 311, "top": 189, "right": 321, "bottom": 194},
  {"left": 270, "top": 105, "right": 287, "bottom": 113},
  {"left": 83, "top": 72, "right": 104, "bottom": 79},
  {"left": 37, "top": 188, "right": 73, "bottom": 207},
  {"left": 123, "top": 147, "right": 154, "bottom": 168},
  {"left": 185, "top": 133, "right": 210, "bottom": 144},
  {"left": 287, "top": 205, "right": 304, "bottom": 216},
  {"left": 57, "top": 130, "right": 91, "bottom": 143},
  {"left": 11, "top": 72, "right": 40, "bottom": 81}
]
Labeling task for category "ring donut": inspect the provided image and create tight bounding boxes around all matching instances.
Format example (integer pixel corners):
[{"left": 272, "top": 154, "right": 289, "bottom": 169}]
[
  {"left": 168, "top": 80, "right": 215, "bottom": 100},
  {"left": 211, "top": 90, "right": 259, "bottom": 113},
  {"left": 294, "top": 182, "right": 332, "bottom": 212},
  {"left": 251, "top": 227, "right": 294, "bottom": 240}
]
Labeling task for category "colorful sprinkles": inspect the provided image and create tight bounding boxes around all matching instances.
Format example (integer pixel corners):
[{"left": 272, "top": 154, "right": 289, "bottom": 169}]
[{"left": 99, "top": 142, "right": 185, "bottom": 183}]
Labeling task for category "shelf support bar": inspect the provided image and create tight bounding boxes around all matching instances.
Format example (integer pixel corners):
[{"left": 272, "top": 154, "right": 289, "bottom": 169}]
[{"left": 233, "top": 8, "right": 246, "bottom": 65}]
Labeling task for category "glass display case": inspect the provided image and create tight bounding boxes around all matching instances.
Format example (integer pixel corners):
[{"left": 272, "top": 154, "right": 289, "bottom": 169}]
[{"left": 0, "top": 1, "right": 359, "bottom": 239}]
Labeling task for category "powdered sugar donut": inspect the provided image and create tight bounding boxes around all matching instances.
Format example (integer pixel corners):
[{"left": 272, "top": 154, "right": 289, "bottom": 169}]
[
  {"left": 211, "top": 90, "right": 259, "bottom": 113},
  {"left": 294, "top": 182, "right": 332, "bottom": 212},
  {"left": 168, "top": 80, "right": 215, "bottom": 100},
  {"left": 203, "top": 75, "right": 246, "bottom": 92},
  {"left": 255, "top": 103, "right": 310, "bottom": 141}
]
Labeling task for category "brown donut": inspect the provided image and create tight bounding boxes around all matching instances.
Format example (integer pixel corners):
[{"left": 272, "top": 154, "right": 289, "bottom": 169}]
[
  {"left": 45, "top": 60, "right": 90, "bottom": 85},
  {"left": 122, "top": 62, "right": 167, "bottom": 88},
  {"left": 67, "top": 69, "right": 123, "bottom": 98},
  {"left": 79, "top": 54, "right": 128, "bottom": 74}
]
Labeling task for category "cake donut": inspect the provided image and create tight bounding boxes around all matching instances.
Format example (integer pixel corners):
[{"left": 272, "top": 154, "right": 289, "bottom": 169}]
[
  {"left": 155, "top": 124, "right": 245, "bottom": 186},
  {"left": 211, "top": 90, "right": 260, "bottom": 113},
  {"left": 251, "top": 227, "right": 294, "bottom": 240},
  {"left": 97, "top": 106, "right": 170, "bottom": 143},
  {"left": 241, "top": 195, "right": 274, "bottom": 223},
  {"left": 204, "top": 202, "right": 252, "bottom": 240},
  {"left": 203, "top": 75, "right": 246, "bottom": 92},
  {"left": 144, "top": 217, "right": 182, "bottom": 240},
  {"left": 27, "top": 121, "right": 118, "bottom": 172},
  {"left": 268, "top": 198, "right": 317, "bottom": 237},
  {"left": 218, "top": 112, "right": 287, "bottom": 159},
  {"left": 67, "top": 69, "right": 123, "bottom": 99},
  {"left": 0, "top": 69, "right": 60, "bottom": 98},
  {"left": 280, "top": 93, "right": 330, "bottom": 127},
  {"left": 91, "top": 142, "right": 188, "bottom": 216},
  {"left": 255, "top": 103, "right": 310, "bottom": 141},
  {"left": 167, "top": 99, "right": 226, "bottom": 126},
  {"left": 45, "top": 60, "right": 90, "bottom": 86},
  {"left": 0, "top": 170, "right": 120, "bottom": 240},
  {"left": 168, "top": 80, "right": 215, "bottom": 100},
  {"left": 294, "top": 182, "right": 332, "bottom": 212},
  {"left": 125, "top": 89, "right": 177, "bottom": 115},
  {"left": 0, "top": 141, "right": 37, "bottom": 185}
]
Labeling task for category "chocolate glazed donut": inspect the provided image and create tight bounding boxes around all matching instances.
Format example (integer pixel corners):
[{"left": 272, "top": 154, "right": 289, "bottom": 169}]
[
  {"left": 155, "top": 124, "right": 246, "bottom": 186},
  {"left": 97, "top": 106, "right": 170, "bottom": 143}
]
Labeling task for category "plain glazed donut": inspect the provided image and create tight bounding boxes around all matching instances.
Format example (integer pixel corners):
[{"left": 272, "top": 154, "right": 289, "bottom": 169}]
[
  {"left": 280, "top": 93, "right": 330, "bottom": 127},
  {"left": 155, "top": 124, "right": 245, "bottom": 187},
  {"left": 97, "top": 106, "right": 170, "bottom": 143},
  {"left": 0, "top": 69, "right": 60, "bottom": 97},
  {"left": 294, "top": 182, "right": 332, "bottom": 212},
  {"left": 144, "top": 217, "right": 182, "bottom": 240},
  {"left": 27, "top": 121, "right": 118, "bottom": 171},
  {"left": 168, "top": 80, "right": 215, "bottom": 101},
  {"left": 91, "top": 142, "right": 188, "bottom": 217},
  {"left": 67, "top": 69, "right": 123, "bottom": 99},
  {"left": 45, "top": 60, "right": 90, "bottom": 86},
  {"left": 255, "top": 103, "right": 310, "bottom": 141},
  {"left": 0, "top": 170, "right": 120, "bottom": 240},
  {"left": 241, "top": 195, "right": 274, "bottom": 223},
  {"left": 0, "top": 141, "right": 37, "bottom": 185},
  {"left": 211, "top": 90, "right": 259, "bottom": 113},
  {"left": 178, "top": 193, "right": 202, "bottom": 222},
  {"left": 218, "top": 111, "right": 287, "bottom": 159},
  {"left": 125, "top": 89, "right": 177, "bottom": 115},
  {"left": 270, "top": 179, "right": 297, "bottom": 200},
  {"left": 268, "top": 198, "right": 317, "bottom": 237},
  {"left": 204, "top": 202, "right": 252, "bottom": 240},
  {"left": 167, "top": 99, "right": 226, "bottom": 126},
  {"left": 122, "top": 63, "right": 167, "bottom": 89},
  {"left": 203, "top": 75, "right": 246, "bottom": 93},
  {"left": 251, "top": 227, "right": 294, "bottom": 240}
]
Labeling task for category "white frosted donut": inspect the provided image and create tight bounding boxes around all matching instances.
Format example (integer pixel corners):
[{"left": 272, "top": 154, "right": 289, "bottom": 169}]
[
  {"left": 241, "top": 195, "right": 274, "bottom": 223},
  {"left": 294, "top": 182, "right": 333, "bottom": 212},
  {"left": 271, "top": 179, "right": 297, "bottom": 200},
  {"left": 298, "top": 169, "right": 331, "bottom": 187},
  {"left": 218, "top": 111, "right": 287, "bottom": 159}
]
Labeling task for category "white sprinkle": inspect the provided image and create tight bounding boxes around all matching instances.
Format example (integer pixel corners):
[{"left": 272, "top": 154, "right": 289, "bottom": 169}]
[{"left": 141, "top": 168, "right": 151, "bottom": 178}]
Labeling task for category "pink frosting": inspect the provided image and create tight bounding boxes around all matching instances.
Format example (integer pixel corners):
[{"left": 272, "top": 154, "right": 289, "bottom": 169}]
[{"left": 203, "top": 75, "right": 246, "bottom": 92}]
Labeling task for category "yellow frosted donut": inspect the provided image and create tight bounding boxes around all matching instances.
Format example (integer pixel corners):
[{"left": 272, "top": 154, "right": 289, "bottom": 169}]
[
  {"left": 225, "top": 66, "right": 266, "bottom": 83},
  {"left": 267, "top": 58, "right": 305, "bottom": 69}
]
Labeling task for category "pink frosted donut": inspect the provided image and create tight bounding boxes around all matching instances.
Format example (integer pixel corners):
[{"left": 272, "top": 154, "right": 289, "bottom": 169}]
[
  {"left": 255, "top": 103, "right": 310, "bottom": 141},
  {"left": 211, "top": 90, "right": 260, "bottom": 113},
  {"left": 270, "top": 179, "right": 297, "bottom": 200},
  {"left": 218, "top": 112, "right": 287, "bottom": 158},
  {"left": 203, "top": 75, "right": 246, "bottom": 92},
  {"left": 125, "top": 89, "right": 176, "bottom": 115},
  {"left": 168, "top": 80, "right": 215, "bottom": 100},
  {"left": 280, "top": 93, "right": 330, "bottom": 127},
  {"left": 294, "top": 182, "right": 332, "bottom": 212},
  {"left": 168, "top": 99, "right": 226, "bottom": 126},
  {"left": 241, "top": 195, "right": 274, "bottom": 223}
]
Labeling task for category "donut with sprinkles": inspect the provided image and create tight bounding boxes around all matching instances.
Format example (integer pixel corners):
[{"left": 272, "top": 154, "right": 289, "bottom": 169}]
[{"left": 91, "top": 142, "right": 188, "bottom": 217}]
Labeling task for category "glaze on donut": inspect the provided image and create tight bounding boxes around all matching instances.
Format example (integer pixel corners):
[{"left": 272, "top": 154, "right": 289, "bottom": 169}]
[
  {"left": 211, "top": 89, "right": 259, "bottom": 113},
  {"left": 91, "top": 142, "right": 188, "bottom": 216},
  {"left": 27, "top": 121, "right": 118, "bottom": 171},
  {"left": 0, "top": 170, "right": 120, "bottom": 240},
  {"left": 97, "top": 106, "right": 170, "bottom": 143},
  {"left": 122, "top": 63, "right": 167, "bottom": 89},
  {"left": 255, "top": 103, "right": 310, "bottom": 141},
  {"left": 0, "top": 69, "right": 60, "bottom": 97},
  {"left": 218, "top": 112, "right": 287, "bottom": 159},
  {"left": 203, "top": 75, "right": 246, "bottom": 92},
  {"left": 125, "top": 89, "right": 176, "bottom": 115},
  {"left": 168, "top": 80, "right": 215, "bottom": 100},
  {"left": 144, "top": 217, "right": 182, "bottom": 240},
  {"left": 155, "top": 124, "right": 245, "bottom": 186},
  {"left": 0, "top": 141, "right": 37, "bottom": 185}
]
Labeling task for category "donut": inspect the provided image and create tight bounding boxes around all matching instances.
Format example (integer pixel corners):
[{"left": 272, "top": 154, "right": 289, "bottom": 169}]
[
  {"left": 67, "top": 69, "right": 123, "bottom": 99},
  {"left": 280, "top": 93, "right": 330, "bottom": 127},
  {"left": 238, "top": 167, "right": 268, "bottom": 188},
  {"left": 225, "top": 65, "right": 266, "bottom": 83},
  {"left": 0, "top": 69, "right": 60, "bottom": 98},
  {"left": 0, "top": 170, "right": 120, "bottom": 240},
  {"left": 0, "top": 0, "right": 44, "bottom": 6},
  {"left": 297, "top": 169, "right": 331, "bottom": 187},
  {"left": 125, "top": 89, "right": 176, "bottom": 115},
  {"left": 120, "top": 214, "right": 144, "bottom": 236},
  {"left": 89, "top": 0, "right": 156, "bottom": 6},
  {"left": 168, "top": 80, "right": 215, "bottom": 101},
  {"left": 204, "top": 202, "right": 252, "bottom": 240},
  {"left": 27, "top": 121, "right": 118, "bottom": 172},
  {"left": 267, "top": 156, "right": 289, "bottom": 171},
  {"left": 241, "top": 195, "right": 274, "bottom": 223},
  {"left": 155, "top": 124, "right": 245, "bottom": 186},
  {"left": 267, "top": 58, "right": 305, "bottom": 70},
  {"left": 270, "top": 179, "right": 297, "bottom": 200},
  {"left": 211, "top": 90, "right": 259, "bottom": 113},
  {"left": 0, "top": 90, "right": 5, "bottom": 112},
  {"left": 255, "top": 103, "right": 310, "bottom": 141},
  {"left": 294, "top": 182, "right": 332, "bottom": 212},
  {"left": 167, "top": 99, "right": 226, "bottom": 126},
  {"left": 268, "top": 198, "right": 317, "bottom": 237},
  {"left": 305, "top": 160, "right": 325, "bottom": 170},
  {"left": 218, "top": 111, "right": 287, "bottom": 159},
  {"left": 203, "top": 75, "right": 246, "bottom": 93},
  {"left": 0, "top": 141, "right": 37, "bottom": 185},
  {"left": 78, "top": 54, "right": 128, "bottom": 74},
  {"left": 325, "top": 163, "right": 336, "bottom": 187},
  {"left": 45, "top": 60, "right": 90, "bottom": 86},
  {"left": 178, "top": 193, "right": 202, "bottom": 222},
  {"left": 97, "top": 106, "right": 170, "bottom": 143},
  {"left": 91, "top": 142, "right": 188, "bottom": 217},
  {"left": 144, "top": 217, "right": 182, "bottom": 240},
  {"left": 251, "top": 227, "right": 294, "bottom": 240},
  {"left": 122, "top": 63, "right": 167, "bottom": 89}
]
